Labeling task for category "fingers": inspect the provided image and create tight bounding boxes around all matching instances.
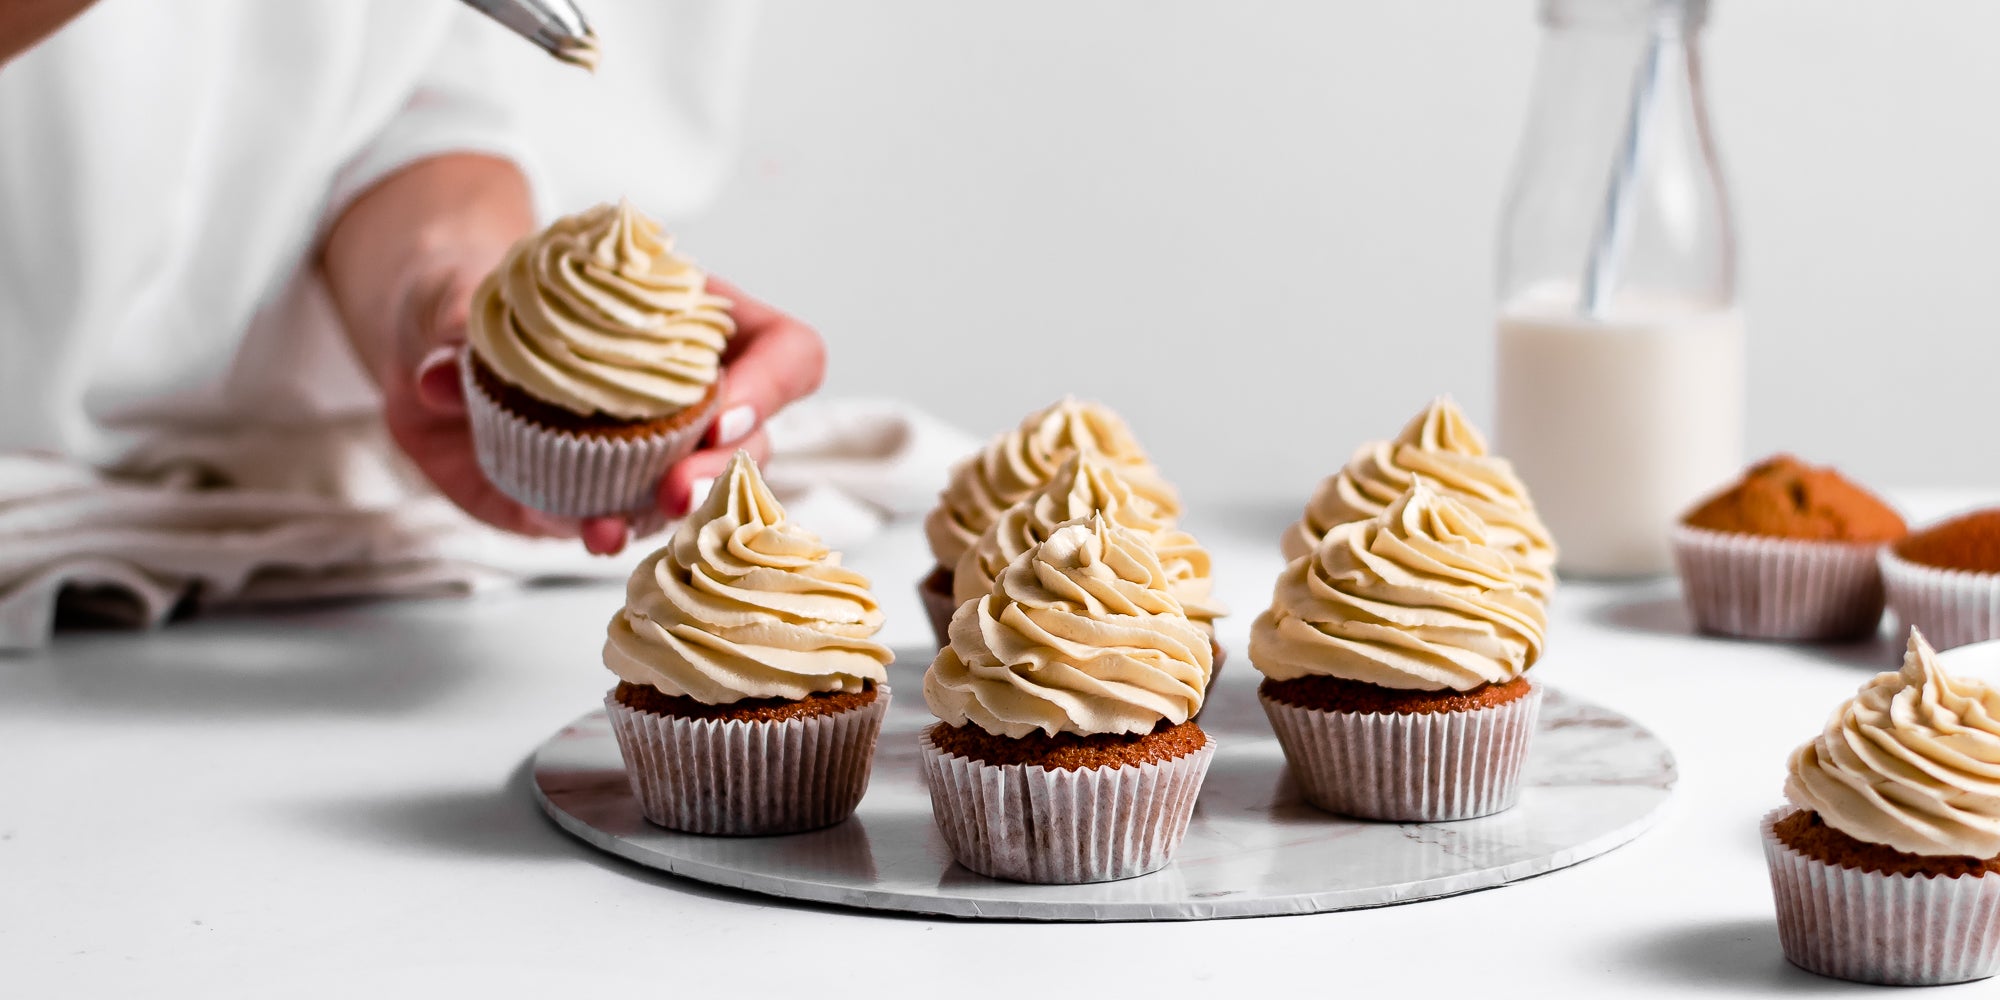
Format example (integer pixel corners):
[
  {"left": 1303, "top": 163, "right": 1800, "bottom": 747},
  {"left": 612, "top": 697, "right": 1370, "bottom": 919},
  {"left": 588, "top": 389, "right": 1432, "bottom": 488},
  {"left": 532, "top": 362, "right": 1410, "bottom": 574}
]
[
  {"left": 414, "top": 345, "right": 467, "bottom": 415},
  {"left": 579, "top": 516, "right": 630, "bottom": 556},
  {"left": 657, "top": 428, "right": 772, "bottom": 518},
  {"left": 705, "top": 277, "right": 826, "bottom": 450},
  {"left": 386, "top": 414, "right": 575, "bottom": 540}
]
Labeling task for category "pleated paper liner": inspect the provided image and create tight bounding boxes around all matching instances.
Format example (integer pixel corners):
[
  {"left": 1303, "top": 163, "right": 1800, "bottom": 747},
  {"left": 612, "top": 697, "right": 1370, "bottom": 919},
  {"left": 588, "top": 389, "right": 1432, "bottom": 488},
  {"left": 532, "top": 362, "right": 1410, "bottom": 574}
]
[
  {"left": 1881, "top": 547, "right": 2000, "bottom": 651},
  {"left": 1260, "top": 685, "right": 1543, "bottom": 822},
  {"left": 916, "top": 566, "right": 957, "bottom": 649},
  {"left": 1761, "top": 807, "right": 2000, "bottom": 986},
  {"left": 1671, "top": 525, "right": 1886, "bottom": 641},
  {"left": 462, "top": 351, "right": 718, "bottom": 519},
  {"left": 604, "top": 686, "right": 891, "bottom": 836},
  {"left": 918, "top": 728, "right": 1215, "bottom": 884}
]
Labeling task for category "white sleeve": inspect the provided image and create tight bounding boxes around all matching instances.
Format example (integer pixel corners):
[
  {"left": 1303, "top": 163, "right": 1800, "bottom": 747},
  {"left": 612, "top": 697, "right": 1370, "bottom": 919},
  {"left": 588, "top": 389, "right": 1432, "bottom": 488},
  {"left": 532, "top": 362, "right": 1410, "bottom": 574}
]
[{"left": 324, "top": 10, "right": 554, "bottom": 226}]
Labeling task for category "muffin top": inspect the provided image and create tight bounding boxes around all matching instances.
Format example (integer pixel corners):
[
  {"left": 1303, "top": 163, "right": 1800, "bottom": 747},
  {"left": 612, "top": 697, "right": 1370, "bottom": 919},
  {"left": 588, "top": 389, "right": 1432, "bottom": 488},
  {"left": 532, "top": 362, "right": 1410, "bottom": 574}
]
[
  {"left": 1280, "top": 397, "right": 1554, "bottom": 598},
  {"left": 952, "top": 452, "right": 1225, "bottom": 630},
  {"left": 602, "top": 451, "right": 891, "bottom": 704},
  {"left": 1251, "top": 481, "right": 1547, "bottom": 692},
  {"left": 922, "top": 397, "right": 1179, "bottom": 571},
  {"left": 1895, "top": 510, "right": 2000, "bottom": 574},
  {"left": 924, "top": 515, "right": 1211, "bottom": 738},
  {"left": 469, "top": 199, "right": 735, "bottom": 420},
  {"left": 1681, "top": 454, "right": 1905, "bottom": 543},
  {"left": 1785, "top": 628, "right": 2000, "bottom": 859}
]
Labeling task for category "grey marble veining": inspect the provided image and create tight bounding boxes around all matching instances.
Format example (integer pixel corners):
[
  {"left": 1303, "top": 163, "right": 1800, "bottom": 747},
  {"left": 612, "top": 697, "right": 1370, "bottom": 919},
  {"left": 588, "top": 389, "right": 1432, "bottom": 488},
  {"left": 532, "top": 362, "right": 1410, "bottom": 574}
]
[{"left": 530, "top": 682, "right": 1677, "bottom": 921}]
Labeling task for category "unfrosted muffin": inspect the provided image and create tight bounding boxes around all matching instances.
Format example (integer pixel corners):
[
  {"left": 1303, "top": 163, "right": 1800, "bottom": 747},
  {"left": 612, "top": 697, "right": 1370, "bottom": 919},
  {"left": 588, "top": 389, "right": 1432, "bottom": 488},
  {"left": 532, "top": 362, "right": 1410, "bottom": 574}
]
[
  {"left": 1281, "top": 397, "right": 1555, "bottom": 601},
  {"left": 1762, "top": 628, "right": 2000, "bottom": 985},
  {"left": 1882, "top": 509, "right": 2000, "bottom": 651},
  {"left": 464, "top": 199, "right": 732, "bottom": 518},
  {"left": 917, "top": 397, "right": 1179, "bottom": 645},
  {"left": 921, "top": 515, "right": 1214, "bottom": 883},
  {"left": 1673, "top": 454, "right": 1905, "bottom": 641},
  {"left": 602, "top": 451, "right": 894, "bottom": 835},
  {"left": 1252, "top": 481, "right": 1547, "bottom": 821}
]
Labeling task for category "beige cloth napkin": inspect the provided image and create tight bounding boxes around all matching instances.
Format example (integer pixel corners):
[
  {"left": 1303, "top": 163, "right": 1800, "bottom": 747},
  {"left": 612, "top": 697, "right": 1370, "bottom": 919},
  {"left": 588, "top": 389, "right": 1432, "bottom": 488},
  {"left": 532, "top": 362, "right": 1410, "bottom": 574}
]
[{"left": 0, "top": 399, "right": 974, "bottom": 650}]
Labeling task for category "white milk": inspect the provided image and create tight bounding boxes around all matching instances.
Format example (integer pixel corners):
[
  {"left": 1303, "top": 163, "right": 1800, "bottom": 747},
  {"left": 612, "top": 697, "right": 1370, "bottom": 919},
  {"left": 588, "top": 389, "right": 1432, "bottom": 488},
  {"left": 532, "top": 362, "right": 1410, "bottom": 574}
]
[{"left": 1495, "top": 292, "right": 1745, "bottom": 578}]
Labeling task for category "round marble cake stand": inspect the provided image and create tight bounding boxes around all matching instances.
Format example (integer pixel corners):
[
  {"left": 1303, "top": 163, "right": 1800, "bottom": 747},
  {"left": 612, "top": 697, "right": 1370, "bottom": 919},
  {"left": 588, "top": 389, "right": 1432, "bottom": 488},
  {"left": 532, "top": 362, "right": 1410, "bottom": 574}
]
[{"left": 530, "top": 682, "right": 1676, "bottom": 921}]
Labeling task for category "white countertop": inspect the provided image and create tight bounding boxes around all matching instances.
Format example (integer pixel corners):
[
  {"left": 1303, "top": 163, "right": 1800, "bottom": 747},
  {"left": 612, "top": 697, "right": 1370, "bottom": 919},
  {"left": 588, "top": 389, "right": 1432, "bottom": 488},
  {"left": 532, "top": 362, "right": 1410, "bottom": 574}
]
[{"left": 5, "top": 496, "right": 1989, "bottom": 998}]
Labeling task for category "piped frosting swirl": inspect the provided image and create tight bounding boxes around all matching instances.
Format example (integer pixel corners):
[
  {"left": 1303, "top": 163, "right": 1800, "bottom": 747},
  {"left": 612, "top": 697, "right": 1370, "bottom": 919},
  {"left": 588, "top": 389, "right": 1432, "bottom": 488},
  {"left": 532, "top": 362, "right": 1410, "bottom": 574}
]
[
  {"left": 923, "top": 398, "right": 1179, "bottom": 571},
  {"left": 1281, "top": 397, "right": 1555, "bottom": 598},
  {"left": 1785, "top": 628, "right": 2000, "bottom": 858},
  {"left": 1251, "top": 481, "right": 1547, "bottom": 691},
  {"left": 603, "top": 451, "right": 891, "bottom": 704},
  {"left": 924, "top": 515, "right": 1212, "bottom": 738},
  {"left": 469, "top": 199, "right": 735, "bottom": 419}
]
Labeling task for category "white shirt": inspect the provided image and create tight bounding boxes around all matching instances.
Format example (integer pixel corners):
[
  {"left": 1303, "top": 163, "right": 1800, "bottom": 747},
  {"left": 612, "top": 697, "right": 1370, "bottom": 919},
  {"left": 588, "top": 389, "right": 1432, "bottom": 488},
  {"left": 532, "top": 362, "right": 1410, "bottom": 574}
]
[{"left": 0, "top": 0, "right": 755, "bottom": 464}]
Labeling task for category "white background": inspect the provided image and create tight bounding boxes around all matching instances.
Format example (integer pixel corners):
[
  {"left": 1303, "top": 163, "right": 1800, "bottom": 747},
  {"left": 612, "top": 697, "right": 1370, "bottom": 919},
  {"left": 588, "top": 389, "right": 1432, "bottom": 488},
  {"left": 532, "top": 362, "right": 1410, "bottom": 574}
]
[{"left": 667, "top": 0, "right": 2000, "bottom": 505}]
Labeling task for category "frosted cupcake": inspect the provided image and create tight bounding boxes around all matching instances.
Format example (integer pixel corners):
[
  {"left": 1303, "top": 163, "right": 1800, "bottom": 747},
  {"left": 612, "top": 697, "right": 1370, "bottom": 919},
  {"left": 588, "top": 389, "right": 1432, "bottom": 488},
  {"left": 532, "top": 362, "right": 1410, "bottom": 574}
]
[
  {"left": 1672, "top": 455, "right": 1905, "bottom": 641},
  {"left": 1281, "top": 397, "right": 1556, "bottom": 601},
  {"left": 1764, "top": 628, "right": 2000, "bottom": 985},
  {"left": 919, "top": 397, "right": 1180, "bottom": 645},
  {"left": 953, "top": 452, "right": 1226, "bottom": 669},
  {"left": 464, "top": 199, "right": 733, "bottom": 518},
  {"left": 602, "top": 451, "right": 893, "bottom": 835},
  {"left": 921, "top": 515, "right": 1215, "bottom": 883},
  {"left": 1252, "top": 481, "right": 1548, "bottom": 821}
]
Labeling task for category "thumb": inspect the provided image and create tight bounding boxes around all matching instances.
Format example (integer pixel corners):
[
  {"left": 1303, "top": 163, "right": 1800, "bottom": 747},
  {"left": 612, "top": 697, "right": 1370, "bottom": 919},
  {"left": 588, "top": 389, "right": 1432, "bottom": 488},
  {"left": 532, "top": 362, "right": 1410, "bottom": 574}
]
[{"left": 409, "top": 278, "right": 478, "bottom": 415}]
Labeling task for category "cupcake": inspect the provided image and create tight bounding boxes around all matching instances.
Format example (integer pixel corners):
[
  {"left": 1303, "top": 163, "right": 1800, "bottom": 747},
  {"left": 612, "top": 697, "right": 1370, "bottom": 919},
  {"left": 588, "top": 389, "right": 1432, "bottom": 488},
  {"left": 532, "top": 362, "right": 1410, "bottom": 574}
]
[
  {"left": 1251, "top": 481, "right": 1548, "bottom": 822},
  {"left": 1883, "top": 509, "right": 2000, "bottom": 651},
  {"left": 953, "top": 452, "right": 1227, "bottom": 672},
  {"left": 920, "top": 515, "right": 1215, "bottom": 883},
  {"left": 1672, "top": 454, "right": 1905, "bottom": 641},
  {"left": 918, "top": 397, "right": 1179, "bottom": 645},
  {"left": 1763, "top": 628, "right": 2000, "bottom": 985},
  {"left": 463, "top": 199, "right": 732, "bottom": 519},
  {"left": 601, "top": 451, "right": 894, "bottom": 835},
  {"left": 1280, "top": 397, "right": 1556, "bottom": 601}
]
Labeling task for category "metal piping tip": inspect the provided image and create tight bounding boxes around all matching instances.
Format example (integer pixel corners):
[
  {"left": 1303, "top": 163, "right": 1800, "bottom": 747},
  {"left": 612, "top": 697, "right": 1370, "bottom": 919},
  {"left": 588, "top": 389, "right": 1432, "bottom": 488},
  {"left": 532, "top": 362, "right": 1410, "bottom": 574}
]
[{"left": 459, "top": 0, "right": 598, "bottom": 71}]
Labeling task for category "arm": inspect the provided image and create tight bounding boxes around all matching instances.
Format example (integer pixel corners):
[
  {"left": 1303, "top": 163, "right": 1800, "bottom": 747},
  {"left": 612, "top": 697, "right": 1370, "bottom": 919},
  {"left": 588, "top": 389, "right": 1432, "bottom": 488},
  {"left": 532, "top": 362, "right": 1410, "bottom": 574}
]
[{"left": 0, "top": 0, "right": 95, "bottom": 65}]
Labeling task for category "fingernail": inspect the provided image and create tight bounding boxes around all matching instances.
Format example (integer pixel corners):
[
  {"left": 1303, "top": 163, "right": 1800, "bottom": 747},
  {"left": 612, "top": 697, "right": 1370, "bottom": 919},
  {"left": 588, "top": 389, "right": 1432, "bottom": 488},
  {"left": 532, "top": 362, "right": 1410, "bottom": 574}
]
[
  {"left": 415, "top": 345, "right": 459, "bottom": 381},
  {"left": 712, "top": 405, "right": 756, "bottom": 447}
]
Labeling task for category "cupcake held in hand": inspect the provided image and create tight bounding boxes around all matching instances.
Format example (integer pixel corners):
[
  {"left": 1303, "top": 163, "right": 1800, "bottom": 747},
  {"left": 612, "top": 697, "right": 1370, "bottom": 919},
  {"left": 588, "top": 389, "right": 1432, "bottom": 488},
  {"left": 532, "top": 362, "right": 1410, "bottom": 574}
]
[
  {"left": 1673, "top": 454, "right": 1905, "bottom": 641},
  {"left": 464, "top": 199, "right": 734, "bottom": 518},
  {"left": 1763, "top": 628, "right": 2000, "bottom": 985},
  {"left": 1883, "top": 509, "right": 2000, "bottom": 651},
  {"left": 917, "top": 397, "right": 1179, "bottom": 645},
  {"left": 1281, "top": 397, "right": 1555, "bottom": 601},
  {"left": 602, "top": 451, "right": 894, "bottom": 835},
  {"left": 921, "top": 514, "right": 1215, "bottom": 884},
  {"left": 1252, "top": 480, "right": 1548, "bottom": 821}
]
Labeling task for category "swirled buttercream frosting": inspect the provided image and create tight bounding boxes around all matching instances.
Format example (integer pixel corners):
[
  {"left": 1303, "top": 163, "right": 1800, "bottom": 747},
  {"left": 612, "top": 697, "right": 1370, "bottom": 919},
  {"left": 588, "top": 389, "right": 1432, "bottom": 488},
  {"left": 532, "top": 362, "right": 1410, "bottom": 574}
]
[
  {"left": 469, "top": 199, "right": 735, "bottom": 420},
  {"left": 924, "top": 515, "right": 1212, "bottom": 738},
  {"left": 1785, "top": 628, "right": 2000, "bottom": 858},
  {"left": 923, "top": 398, "right": 1179, "bottom": 571},
  {"left": 1281, "top": 398, "right": 1555, "bottom": 598},
  {"left": 603, "top": 451, "right": 891, "bottom": 704},
  {"left": 1251, "top": 481, "right": 1547, "bottom": 691}
]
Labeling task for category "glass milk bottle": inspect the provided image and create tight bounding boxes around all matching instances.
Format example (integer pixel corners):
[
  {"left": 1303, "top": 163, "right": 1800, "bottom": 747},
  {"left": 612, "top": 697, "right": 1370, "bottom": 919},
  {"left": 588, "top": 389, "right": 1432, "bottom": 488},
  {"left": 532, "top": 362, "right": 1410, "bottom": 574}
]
[{"left": 1495, "top": 0, "right": 1743, "bottom": 578}]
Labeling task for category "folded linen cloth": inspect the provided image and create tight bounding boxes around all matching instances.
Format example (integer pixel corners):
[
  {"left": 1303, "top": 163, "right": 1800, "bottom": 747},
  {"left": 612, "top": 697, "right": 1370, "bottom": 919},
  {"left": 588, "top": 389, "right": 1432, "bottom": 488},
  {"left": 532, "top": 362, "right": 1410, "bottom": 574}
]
[{"left": 0, "top": 399, "right": 975, "bottom": 651}]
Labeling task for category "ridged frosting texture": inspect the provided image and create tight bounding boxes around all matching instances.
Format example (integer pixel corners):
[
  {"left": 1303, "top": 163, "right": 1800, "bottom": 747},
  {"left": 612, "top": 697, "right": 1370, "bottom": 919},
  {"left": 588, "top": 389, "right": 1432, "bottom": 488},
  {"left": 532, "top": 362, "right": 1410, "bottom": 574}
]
[
  {"left": 1281, "top": 398, "right": 1556, "bottom": 597},
  {"left": 925, "top": 515, "right": 1212, "bottom": 738},
  {"left": 1785, "top": 628, "right": 2000, "bottom": 858},
  {"left": 1251, "top": 481, "right": 1547, "bottom": 691},
  {"left": 603, "top": 451, "right": 892, "bottom": 704},
  {"left": 952, "top": 452, "right": 1224, "bottom": 631},
  {"left": 469, "top": 199, "right": 735, "bottom": 419},
  {"left": 923, "top": 398, "right": 1179, "bottom": 571}
]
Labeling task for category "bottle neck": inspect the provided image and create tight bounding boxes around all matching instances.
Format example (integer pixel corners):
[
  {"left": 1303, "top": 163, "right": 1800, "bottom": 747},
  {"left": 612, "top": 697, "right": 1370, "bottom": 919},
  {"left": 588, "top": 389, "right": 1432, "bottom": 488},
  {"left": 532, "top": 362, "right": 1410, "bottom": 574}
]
[{"left": 1541, "top": 0, "right": 1706, "bottom": 34}]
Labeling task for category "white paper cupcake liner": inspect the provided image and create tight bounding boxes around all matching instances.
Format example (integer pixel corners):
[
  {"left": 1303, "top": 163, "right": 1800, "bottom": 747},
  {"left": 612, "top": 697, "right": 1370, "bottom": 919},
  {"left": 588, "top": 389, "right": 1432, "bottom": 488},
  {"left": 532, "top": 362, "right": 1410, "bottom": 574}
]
[
  {"left": 1881, "top": 548, "right": 2000, "bottom": 651},
  {"left": 917, "top": 727, "right": 1215, "bottom": 884},
  {"left": 1259, "top": 685, "right": 1543, "bottom": 822},
  {"left": 462, "top": 352, "right": 718, "bottom": 519},
  {"left": 604, "top": 685, "right": 890, "bottom": 836},
  {"left": 1762, "top": 807, "right": 2000, "bottom": 986},
  {"left": 1670, "top": 525, "right": 1886, "bottom": 641}
]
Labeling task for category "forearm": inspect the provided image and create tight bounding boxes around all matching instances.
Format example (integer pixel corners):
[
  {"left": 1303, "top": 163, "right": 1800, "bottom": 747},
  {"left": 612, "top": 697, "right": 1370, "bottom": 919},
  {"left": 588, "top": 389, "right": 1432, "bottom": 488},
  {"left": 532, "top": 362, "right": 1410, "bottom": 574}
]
[
  {"left": 0, "top": 0, "right": 97, "bottom": 65},
  {"left": 320, "top": 153, "right": 534, "bottom": 386}
]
